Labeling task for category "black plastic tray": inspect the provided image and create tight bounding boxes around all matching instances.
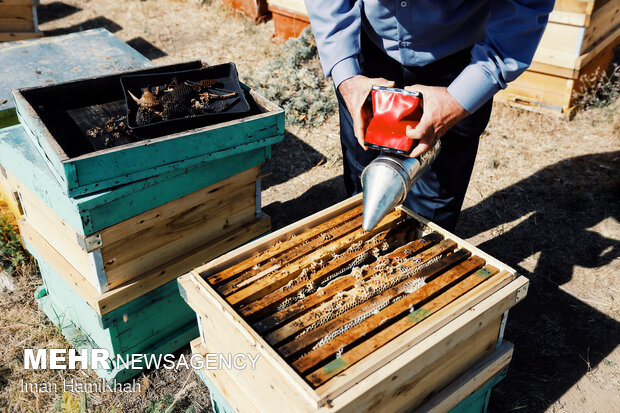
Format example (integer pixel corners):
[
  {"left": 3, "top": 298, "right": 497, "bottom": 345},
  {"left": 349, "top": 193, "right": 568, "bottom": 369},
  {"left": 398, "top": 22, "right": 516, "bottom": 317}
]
[{"left": 120, "top": 62, "right": 250, "bottom": 135}]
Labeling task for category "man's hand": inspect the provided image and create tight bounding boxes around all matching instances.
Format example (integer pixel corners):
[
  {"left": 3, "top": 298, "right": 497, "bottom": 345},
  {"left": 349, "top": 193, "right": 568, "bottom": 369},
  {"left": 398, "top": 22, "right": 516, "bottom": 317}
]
[
  {"left": 338, "top": 75, "right": 395, "bottom": 150},
  {"left": 405, "top": 85, "right": 469, "bottom": 158}
]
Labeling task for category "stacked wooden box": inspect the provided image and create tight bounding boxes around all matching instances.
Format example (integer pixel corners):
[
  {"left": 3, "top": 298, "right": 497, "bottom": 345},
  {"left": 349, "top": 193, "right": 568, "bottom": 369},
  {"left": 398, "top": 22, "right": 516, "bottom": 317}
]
[
  {"left": 0, "top": 0, "right": 43, "bottom": 43},
  {"left": 268, "top": 0, "right": 310, "bottom": 41},
  {"left": 0, "top": 39, "right": 284, "bottom": 379},
  {"left": 496, "top": 0, "right": 620, "bottom": 116},
  {"left": 179, "top": 195, "right": 529, "bottom": 412}
]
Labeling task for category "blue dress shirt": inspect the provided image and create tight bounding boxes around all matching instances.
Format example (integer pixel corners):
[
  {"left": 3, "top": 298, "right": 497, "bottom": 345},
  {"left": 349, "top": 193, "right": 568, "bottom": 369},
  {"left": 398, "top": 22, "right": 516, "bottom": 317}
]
[{"left": 304, "top": 0, "right": 554, "bottom": 113}]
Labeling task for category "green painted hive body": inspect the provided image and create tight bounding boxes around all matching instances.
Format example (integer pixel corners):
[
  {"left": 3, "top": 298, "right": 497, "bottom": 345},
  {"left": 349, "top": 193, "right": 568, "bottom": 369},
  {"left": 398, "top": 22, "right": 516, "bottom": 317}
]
[{"left": 33, "top": 254, "right": 198, "bottom": 382}]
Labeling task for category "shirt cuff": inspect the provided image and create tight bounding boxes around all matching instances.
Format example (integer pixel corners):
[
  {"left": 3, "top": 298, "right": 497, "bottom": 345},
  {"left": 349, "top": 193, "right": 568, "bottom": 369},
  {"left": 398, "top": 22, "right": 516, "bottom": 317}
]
[
  {"left": 447, "top": 64, "right": 501, "bottom": 114},
  {"left": 331, "top": 57, "right": 362, "bottom": 89}
]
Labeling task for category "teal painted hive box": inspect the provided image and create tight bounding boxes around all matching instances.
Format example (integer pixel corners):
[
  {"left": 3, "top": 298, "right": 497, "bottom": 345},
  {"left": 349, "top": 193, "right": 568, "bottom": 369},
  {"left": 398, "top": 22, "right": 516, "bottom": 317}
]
[
  {"left": 33, "top": 256, "right": 198, "bottom": 383},
  {"left": 0, "top": 28, "right": 151, "bottom": 130},
  {"left": 13, "top": 60, "right": 285, "bottom": 197},
  {"left": 0, "top": 125, "right": 272, "bottom": 295}
]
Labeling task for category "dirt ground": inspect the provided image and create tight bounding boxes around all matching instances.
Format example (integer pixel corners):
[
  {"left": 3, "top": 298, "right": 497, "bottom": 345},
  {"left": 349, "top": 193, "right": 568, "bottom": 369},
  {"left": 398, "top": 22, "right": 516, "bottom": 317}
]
[{"left": 0, "top": 0, "right": 619, "bottom": 412}]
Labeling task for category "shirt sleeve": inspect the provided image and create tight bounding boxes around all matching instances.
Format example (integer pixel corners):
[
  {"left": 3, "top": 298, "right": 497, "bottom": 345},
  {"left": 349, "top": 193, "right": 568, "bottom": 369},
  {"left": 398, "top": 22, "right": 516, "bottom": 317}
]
[
  {"left": 304, "top": 1, "right": 362, "bottom": 88},
  {"left": 447, "top": 0, "right": 555, "bottom": 114}
]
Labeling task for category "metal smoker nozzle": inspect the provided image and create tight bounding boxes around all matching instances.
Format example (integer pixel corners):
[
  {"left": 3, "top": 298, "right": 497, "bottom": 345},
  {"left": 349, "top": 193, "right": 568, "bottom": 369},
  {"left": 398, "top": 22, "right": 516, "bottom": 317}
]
[{"left": 361, "top": 141, "right": 441, "bottom": 231}]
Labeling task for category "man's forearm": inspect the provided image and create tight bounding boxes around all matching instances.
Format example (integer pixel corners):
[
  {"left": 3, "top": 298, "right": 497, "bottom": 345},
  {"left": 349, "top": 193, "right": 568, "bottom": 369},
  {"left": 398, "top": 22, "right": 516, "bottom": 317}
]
[{"left": 304, "top": 1, "right": 363, "bottom": 87}]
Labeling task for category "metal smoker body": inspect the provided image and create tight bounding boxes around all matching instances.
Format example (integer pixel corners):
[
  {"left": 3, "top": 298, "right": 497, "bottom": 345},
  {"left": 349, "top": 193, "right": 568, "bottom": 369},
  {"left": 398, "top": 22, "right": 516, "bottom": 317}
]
[{"left": 361, "top": 141, "right": 441, "bottom": 231}]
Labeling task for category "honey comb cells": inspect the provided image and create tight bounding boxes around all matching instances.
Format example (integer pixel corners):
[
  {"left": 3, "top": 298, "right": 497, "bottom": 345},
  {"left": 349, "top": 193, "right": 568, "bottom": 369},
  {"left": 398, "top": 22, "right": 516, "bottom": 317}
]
[{"left": 202, "top": 206, "right": 503, "bottom": 387}]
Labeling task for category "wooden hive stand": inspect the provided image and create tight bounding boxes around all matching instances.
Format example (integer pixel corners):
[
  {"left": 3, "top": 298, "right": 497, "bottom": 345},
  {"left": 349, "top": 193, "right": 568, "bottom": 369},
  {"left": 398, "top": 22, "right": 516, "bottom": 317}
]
[
  {"left": 0, "top": 0, "right": 43, "bottom": 43},
  {"left": 497, "top": 0, "right": 620, "bottom": 116},
  {"left": 179, "top": 195, "right": 529, "bottom": 412}
]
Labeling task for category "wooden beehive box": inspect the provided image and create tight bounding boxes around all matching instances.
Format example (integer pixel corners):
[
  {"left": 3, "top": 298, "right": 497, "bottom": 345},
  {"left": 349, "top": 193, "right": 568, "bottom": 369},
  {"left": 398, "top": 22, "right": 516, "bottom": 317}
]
[
  {"left": 0, "top": 125, "right": 272, "bottom": 294},
  {"left": 268, "top": 0, "right": 310, "bottom": 41},
  {"left": 13, "top": 60, "right": 284, "bottom": 197},
  {"left": 179, "top": 195, "right": 529, "bottom": 412},
  {"left": 497, "top": 0, "right": 620, "bottom": 115},
  {"left": 0, "top": 0, "right": 43, "bottom": 43}
]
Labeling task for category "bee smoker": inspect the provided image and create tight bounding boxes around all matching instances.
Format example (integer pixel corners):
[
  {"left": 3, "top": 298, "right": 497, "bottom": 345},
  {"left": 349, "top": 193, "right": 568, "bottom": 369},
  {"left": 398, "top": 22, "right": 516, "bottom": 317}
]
[
  {"left": 360, "top": 86, "right": 441, "bottom": 231},
  {"left": 361, "top": 141, "right": 441, "bottom": 231}
]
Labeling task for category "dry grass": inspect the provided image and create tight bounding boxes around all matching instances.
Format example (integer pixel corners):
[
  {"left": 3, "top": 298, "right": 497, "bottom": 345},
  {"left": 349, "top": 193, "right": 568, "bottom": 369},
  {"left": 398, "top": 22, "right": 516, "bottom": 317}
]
[{"left": 0, "top": 0, "right": 618, "bottom": 411}]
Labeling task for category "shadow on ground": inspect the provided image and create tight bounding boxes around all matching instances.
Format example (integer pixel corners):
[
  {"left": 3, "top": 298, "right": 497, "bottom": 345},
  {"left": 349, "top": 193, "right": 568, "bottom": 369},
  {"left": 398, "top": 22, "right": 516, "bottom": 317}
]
[
  {"left": 37, "top": 1, "right": 81, "bottom": 25},
  {"left": 263, "top": 129, "right": 346, "bottom": 229},
  {"left": 456, "top": 151, "right": 620, "bottom": 411},
  {"left": 43, "top": 16, "right": 122, "bottom": 36},
  {"left": 126, "top": 37, "right": 167, "bottom": 60},
  {"left": 264, "top": 176, "right": 346, "bottom": 230}
]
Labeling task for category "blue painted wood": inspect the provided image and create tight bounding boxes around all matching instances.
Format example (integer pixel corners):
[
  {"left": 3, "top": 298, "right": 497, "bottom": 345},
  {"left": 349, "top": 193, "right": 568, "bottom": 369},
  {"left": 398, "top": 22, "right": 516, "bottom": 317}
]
[
  {"left": 14, "top": 60, "right": 285, "bottom": 197},
  {"left": 0, "top": 28, "right": 151, "bottom": 128},
  {"left": 0, "top": 125, "right": 270, "bottom": 235}
]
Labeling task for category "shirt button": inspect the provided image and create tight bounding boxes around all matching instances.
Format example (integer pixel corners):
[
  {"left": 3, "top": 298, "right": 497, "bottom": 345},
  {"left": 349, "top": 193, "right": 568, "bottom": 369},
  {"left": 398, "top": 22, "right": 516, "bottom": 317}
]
[{"left": 401, "top": 1, "right": 407, "bottom": 7}]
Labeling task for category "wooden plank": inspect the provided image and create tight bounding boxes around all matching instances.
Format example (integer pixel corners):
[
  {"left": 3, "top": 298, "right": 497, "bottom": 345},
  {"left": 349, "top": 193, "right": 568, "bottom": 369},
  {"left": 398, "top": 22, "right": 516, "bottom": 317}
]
[
  {"left": 0, "top": 1, "right": 38, "bottom": 5},
  {"left": 268, "top": 0, "right": 308, "bottom": 15},
  {"left": 582, "top": 0, "right": 620, "bottom": 51},
  {"left": 0, "top": 5, "right": 34, "bottom": 19},
  {"left": 217, "top": 209, "right": 364, "bottom": 295},
  {"left": 276, "top": 249, "right": 473, "bottom": 361},
  {"left": 0, "top": 32, "right": 42, "bottom": 42},
  {"left": 225, "top": 210, "right": 408, "bottom": 306},
  {"left": 103, "top": 187, "right": 257, "bottom": 288},
  {"left": 208, "top": 205, "right": 364, "bottom": 286},
  {"left": 21, "top": 215, "right": 271, "bottom": 315},
  {"left": 552, "top": 0, "right": 595, "bottom": 15},
  {"left": 240, "top": 223, "right": 426, "bottom": 321},
  {"left": 265, "top": 240, "right": 460, "bottom": 348},
  {"left": 0, "top": 17, "right": 34, "bottom": 31},
  {"left": 416, "top": 342, "right": 514, "bottom": 413}
]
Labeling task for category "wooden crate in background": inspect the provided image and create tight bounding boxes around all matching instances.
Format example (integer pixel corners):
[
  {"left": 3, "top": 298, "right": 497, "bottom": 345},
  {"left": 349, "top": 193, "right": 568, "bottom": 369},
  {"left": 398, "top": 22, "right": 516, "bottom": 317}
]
[
  {"left": 497, "top": 0, "right": 620, "bottom": 116},
  {"left": 268, "top": 0, "right": 310, "bottom": 41},
  {"left": 221, "top": 0, "right": 270, "bottom": 22},
  {"left": 0, "top": 0, "right": 43, "bottom": 42}
]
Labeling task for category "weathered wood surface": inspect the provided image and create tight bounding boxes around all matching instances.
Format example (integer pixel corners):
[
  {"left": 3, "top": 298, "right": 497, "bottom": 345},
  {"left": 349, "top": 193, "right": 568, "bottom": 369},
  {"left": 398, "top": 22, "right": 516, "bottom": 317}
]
[
  {"left": 0, "top": 29, "right": 150, "bottom": 123},
  {"left": 21, "top": 212, "right": 271, "bottom": 314},
  {"left": 18, "top": 163, "right": 263, "bottom": 292},
  {"left": 0, "top": 125, "right": 270, "bottom": 235}
]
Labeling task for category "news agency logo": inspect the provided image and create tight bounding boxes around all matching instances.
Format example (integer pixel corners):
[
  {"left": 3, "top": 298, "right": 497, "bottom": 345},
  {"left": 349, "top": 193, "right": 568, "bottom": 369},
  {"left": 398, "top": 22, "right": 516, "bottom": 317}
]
[{"left": 23, "top": 349, "right": 261, "bottom": 371}]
